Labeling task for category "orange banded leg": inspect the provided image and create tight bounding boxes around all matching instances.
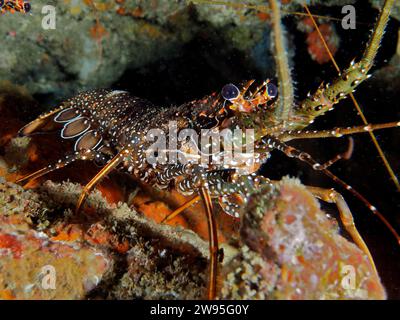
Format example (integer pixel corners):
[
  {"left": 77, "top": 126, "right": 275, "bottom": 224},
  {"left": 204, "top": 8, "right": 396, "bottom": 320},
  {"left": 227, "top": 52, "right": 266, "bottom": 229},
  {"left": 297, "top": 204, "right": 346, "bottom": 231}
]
[
  {"left": 156, "top": 163, "right": 197, "bottom": 187},
  {"left": 307, "top": 186, "right": 378, "bottom": 275},
  {"left": 199, "top": 187, "right": 218, "bottom": 300},
  {"left": 75, "top": 149, "right": 127, "bottom": 214},
  {"left": 259, "top": 134, "right": 400, "bottom": 246},
  {"left": 313, "top": 137, "right": 354, "bottom": 171},
  {"left": 16, "top": 149, "right": 98, "bottom": 186},
  {"left": 161, "top": 195, "right": 201, "bottom": 223},
  {"left": 170, "top": 172, "right": 221, "bottom": 299},
  {"left": 174, "top": 170, "right": 271, "bottom": 219}
]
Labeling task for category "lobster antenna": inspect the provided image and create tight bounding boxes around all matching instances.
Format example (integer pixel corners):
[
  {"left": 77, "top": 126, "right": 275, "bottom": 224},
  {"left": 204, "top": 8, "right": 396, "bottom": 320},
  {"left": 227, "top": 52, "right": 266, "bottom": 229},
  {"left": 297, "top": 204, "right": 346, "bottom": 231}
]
[
  {"left": 268, "top": 0, "right": 295, "bottom": 121},
  {"left": 190, "top": 0, "right": 353, "bottom": 23},
  {"left": 303, "top": 2, "right": 400, "bottom": 193}
]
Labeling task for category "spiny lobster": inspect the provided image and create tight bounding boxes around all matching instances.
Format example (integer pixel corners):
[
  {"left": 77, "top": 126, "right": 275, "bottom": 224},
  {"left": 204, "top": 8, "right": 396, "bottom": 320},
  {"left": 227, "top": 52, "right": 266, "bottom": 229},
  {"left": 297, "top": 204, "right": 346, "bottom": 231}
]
[
  {"left": 15, "top": 0, "right": 400, "bottom": 299},
  {"left": 0, "top": 0, "right": 31, "bottom": 14}
]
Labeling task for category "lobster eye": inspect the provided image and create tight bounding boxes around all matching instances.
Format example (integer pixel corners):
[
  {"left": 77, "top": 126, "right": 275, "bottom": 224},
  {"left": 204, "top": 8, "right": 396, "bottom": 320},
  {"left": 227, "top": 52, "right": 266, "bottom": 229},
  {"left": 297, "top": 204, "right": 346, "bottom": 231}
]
[
  {"left": 267, "top": 83, "right": 278, "bottom": 98},
  {"left": 24, "top": 2, "right": 31, "bottom": 12},
  {"left": 221, "top": 83, "right": 240, "bottom": 101}
]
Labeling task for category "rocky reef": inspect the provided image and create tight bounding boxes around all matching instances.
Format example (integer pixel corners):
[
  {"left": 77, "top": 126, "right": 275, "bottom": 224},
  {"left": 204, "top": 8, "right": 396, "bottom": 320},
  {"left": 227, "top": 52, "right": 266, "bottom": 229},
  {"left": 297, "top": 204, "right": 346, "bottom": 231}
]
[
  {"left": 0, "top": 0, "right": 270, "bottom": 100},
  {"left": 220, "top": 179, "right": 385, "bottom": 299},
  {"left": 0, "top": 175, "right": 386, "bottom": 299},
  {"left": 2, "top": 0, "right": 398, "bottom": 102}
]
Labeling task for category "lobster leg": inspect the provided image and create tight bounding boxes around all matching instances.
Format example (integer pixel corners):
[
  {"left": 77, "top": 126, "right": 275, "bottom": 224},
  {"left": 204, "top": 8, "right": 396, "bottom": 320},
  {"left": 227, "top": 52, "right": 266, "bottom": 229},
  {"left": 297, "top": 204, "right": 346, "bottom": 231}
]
[
  {"left": 16, "top": 149, "right": 99, "bottom": 185},
  {"left": 286, "top": 137, "right": 354, "bottom": 172},
  {"left": 161, "top": 195, "right": 201, "bottom": 223},
  {"left": 75, "top": 149, "right": 127, "bottom": 214},
  {"left": 162, "top": 168, "right": 222, "bottom": 299},
  {"left": 161, "top": 169, "right": 264, "bottom": 222},
  {"left": 161, "top": 171, "right": 242, "bottom": 222},
  {"left": 199, "top": 186, "right": 218, "bottom": 300},
  {"left": 175, "top": 170, "right": 272, "bottom": 218},
  {"left": 307, "top": 186, "right": 377, "bottom": 275},
  {"left": 257, "top": 134, "right": 400, "bottom": 245},
  {"left": 314, "top": 140, "right": 353, "bottom": 171},
  {"left": 160, "top": 166, "right": 234, "bottom": 299},
  {"left": 162, "top": 164, "right": 379, "bottom": 275},
  {"left": 155, "top": 163, "right": 198, "bottom": 188}
]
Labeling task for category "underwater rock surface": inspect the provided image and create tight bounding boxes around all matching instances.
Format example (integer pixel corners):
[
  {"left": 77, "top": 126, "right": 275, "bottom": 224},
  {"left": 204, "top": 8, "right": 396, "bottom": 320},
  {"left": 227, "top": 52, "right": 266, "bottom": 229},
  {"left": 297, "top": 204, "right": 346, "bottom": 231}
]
[
  {"left": 0, "top": 173, "right": 386, "bottom": 299},
  {"left": 0, "top": 0, "right": 269, "bottom": 99},
  {"left": 0, "top": 178, "right": 211, "bottom": 299},
  {"left": 220, "top": 179, "right": 386, "bottom": 299},
  {"left": 0, "top": 180, "right": 112, "bottom": 299},
  {"left": 2, "top": 0, "right": 397, "bottom": 101}
]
